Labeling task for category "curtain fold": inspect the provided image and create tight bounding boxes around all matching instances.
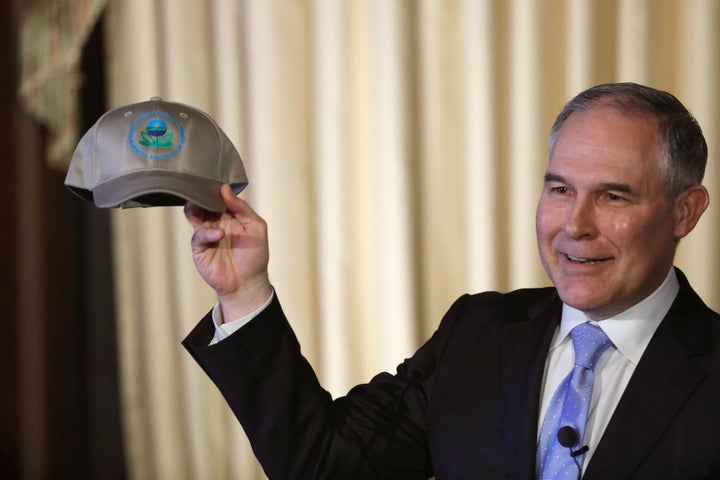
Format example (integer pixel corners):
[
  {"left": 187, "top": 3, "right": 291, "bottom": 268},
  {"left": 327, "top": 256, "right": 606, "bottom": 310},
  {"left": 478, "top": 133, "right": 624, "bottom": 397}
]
[
  {"left": 101, "top": 1, "right": 720, "bottom": 478},
  {"left": 18, "top": 0, "right": 107, "bottom": 168}
]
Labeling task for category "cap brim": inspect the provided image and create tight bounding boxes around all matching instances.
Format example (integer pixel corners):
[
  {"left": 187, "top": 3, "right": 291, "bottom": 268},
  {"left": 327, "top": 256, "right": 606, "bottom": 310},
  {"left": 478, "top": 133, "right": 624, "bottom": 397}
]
[{"left": 92, "top": 170, "right": 247, "bottom": 212}]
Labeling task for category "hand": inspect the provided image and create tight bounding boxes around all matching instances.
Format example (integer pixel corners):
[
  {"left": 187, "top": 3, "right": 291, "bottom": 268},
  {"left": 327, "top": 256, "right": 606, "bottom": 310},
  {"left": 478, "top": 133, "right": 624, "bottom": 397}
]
[{"left": 185, "top": 184, "right": 273, "bottom": 321}]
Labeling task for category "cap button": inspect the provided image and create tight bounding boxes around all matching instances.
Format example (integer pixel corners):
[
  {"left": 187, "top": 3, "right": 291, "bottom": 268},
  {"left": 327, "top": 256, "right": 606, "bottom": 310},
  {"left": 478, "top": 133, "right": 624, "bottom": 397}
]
[{"left": 150, "top": 96, "right": 163, "bottom": 102}]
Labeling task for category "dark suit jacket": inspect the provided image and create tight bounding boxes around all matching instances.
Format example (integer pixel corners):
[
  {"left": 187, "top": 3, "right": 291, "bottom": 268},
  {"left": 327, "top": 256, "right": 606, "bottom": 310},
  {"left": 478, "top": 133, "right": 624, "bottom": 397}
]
[{"left": 183, "top": 268, "right": 720, "bottom": 479}]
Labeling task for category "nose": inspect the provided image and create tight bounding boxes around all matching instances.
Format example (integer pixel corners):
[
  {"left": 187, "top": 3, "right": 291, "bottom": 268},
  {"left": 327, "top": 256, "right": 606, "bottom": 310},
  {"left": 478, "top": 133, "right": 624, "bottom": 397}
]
[{"left": 564, "top": 195, "right": 597, "bottom": 239}]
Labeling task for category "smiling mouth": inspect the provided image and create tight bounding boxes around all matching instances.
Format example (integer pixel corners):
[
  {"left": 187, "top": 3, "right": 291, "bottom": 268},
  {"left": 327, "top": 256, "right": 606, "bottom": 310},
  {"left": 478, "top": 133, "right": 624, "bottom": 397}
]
[{"left": 565, "top": 254, "right": 608, "bottom": 265}]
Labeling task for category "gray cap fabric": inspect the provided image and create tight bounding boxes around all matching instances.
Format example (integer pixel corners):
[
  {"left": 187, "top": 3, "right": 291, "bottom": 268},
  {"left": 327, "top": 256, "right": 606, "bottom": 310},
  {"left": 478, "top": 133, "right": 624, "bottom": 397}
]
[{"left": 65, "top": 97, "right": 248, "bottom": 212}]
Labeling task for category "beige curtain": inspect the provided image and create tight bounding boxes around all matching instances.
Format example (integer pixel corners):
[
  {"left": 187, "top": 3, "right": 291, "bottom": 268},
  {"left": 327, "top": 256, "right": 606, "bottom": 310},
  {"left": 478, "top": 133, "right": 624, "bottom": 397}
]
[
  {"left": 103, "top": 1, "right": 720, "bottom": 478},
  {"left": 18, "top": 0, "right": 108, "bottom": 168}
]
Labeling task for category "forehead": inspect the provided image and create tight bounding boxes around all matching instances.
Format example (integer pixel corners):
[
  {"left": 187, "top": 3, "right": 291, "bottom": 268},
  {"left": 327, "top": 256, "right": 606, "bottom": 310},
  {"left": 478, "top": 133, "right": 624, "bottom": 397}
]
[{"left": 549, "top": 106, "right": 662, "bottom": 182}]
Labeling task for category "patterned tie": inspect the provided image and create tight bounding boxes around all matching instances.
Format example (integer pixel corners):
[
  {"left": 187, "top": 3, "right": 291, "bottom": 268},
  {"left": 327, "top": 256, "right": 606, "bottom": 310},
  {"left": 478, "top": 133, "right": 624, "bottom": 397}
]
[{"left": 536, "top": 322, "right": 613, "bottom": 479}]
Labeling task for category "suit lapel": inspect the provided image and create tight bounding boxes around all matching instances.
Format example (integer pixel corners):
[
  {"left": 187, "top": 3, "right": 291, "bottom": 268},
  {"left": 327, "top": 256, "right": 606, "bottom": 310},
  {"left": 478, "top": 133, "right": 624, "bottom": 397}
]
[
  {"left": 584, "top": 271, "right": 712, "bottom": 479},
  {"left": 501, "top": 292, "right": 562, "bottom": 479}
]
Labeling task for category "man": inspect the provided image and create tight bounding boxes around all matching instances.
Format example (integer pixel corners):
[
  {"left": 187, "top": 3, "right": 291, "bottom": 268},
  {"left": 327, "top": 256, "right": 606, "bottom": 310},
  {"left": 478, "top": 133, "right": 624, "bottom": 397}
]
[{"left": 183, "top": 83, "right": 719, "bottom": 479}]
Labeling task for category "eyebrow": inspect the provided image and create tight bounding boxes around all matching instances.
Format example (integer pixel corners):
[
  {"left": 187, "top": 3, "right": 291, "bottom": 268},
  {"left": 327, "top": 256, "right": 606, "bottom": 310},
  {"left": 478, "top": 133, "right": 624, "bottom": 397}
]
[{"left": 543, "top": 172, "right": 634, "bottom": 194}]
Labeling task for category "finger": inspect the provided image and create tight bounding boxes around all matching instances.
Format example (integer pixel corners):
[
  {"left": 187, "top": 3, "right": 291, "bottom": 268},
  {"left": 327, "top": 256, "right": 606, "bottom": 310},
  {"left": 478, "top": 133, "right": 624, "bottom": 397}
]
[
  {"left": 184, "top": 200, "right": 220, "bottom": 226},
  {"left": 220, "top": 184, "right": 262, "bottom": 221},
  {"left": 191, "top": 225, "right": 226, "bottom": 247}
]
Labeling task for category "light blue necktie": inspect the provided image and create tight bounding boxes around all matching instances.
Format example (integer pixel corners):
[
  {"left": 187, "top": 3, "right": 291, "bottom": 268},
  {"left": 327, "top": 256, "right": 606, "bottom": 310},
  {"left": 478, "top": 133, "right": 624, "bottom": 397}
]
[{"left": 536, "top": 323, "right": 612, "bottom": 479}]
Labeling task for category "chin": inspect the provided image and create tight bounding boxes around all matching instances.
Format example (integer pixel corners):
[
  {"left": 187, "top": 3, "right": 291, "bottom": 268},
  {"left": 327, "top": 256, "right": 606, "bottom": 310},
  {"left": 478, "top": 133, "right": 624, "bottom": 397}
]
[{"left": 556, "top": 287, "right": 605, "bottom": 313}]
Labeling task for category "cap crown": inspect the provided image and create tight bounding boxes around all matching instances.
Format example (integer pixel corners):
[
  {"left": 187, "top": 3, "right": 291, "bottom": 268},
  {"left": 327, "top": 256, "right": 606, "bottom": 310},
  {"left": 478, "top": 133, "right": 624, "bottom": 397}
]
[{"left": 65, "top": 97, "right": 247, "bottom": 212}]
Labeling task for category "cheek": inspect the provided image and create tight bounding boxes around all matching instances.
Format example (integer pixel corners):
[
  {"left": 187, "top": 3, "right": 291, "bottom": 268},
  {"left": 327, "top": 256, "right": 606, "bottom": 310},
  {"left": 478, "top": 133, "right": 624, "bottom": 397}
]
[
  {"left": 536, "top": 202, "right": 560, "bottom": 238},
  {"left": 535, "top": 214, "right": 552, "bottom": 250},
  {"left": 612, "top": 215, "right": 632, "bottom": 233},
  {"left": 607, "top": 211, "right": 670, "bottom": 252},
  {"left": 603, "top": 213, "right": 644, "bottom": 250},
  {"left": 535, "top": 204, "right": 543, "bottom": 232},
  {"left": 536, "top": 205, "right": 564, "bottom": 270}
]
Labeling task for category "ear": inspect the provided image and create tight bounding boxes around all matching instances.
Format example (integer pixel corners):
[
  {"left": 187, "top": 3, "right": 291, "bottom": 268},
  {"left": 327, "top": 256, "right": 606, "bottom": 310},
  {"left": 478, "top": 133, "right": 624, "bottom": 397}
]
[{"left": 673, "top": 185, "right": 710, "bottom": 239}]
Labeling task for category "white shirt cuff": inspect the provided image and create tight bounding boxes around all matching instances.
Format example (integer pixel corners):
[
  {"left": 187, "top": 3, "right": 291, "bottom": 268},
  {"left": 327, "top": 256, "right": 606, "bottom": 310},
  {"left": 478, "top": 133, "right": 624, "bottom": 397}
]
[{"left": 209, "top": 289, "right": 275, "bottom": 345}]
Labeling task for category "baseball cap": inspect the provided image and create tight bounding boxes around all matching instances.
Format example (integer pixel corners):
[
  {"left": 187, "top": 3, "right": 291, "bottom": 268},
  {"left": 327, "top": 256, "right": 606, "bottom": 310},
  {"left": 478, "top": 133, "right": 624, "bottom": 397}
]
[{"left": 65, "top": 97, "right": 248, "bottom": 212}]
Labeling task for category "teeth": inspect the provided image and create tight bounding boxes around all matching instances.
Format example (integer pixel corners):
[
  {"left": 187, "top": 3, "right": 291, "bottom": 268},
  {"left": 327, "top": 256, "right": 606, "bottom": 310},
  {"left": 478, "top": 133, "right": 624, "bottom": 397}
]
[{"left": 567, "top": 254, "right": 599, "bottom": 264}]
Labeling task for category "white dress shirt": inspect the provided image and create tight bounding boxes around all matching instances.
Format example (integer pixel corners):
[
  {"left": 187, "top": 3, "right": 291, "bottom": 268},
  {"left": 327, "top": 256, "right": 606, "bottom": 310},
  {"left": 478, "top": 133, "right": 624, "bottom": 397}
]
[{"left": 537, "top": 268, "right": 679, "bottom": 471}]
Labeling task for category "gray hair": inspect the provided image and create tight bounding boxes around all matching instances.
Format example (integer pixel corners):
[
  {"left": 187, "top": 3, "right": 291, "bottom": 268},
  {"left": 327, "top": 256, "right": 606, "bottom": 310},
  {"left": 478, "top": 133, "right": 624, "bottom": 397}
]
[{"left": 548, "top": 83, "right": 707, "bottom": 199}]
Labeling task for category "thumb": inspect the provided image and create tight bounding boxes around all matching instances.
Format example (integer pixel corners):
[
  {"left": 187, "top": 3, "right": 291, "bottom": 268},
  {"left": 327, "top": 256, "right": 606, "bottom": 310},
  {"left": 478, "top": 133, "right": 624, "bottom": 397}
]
[{"left": 220, "top": 184, "right": 263, "bottom": 223}]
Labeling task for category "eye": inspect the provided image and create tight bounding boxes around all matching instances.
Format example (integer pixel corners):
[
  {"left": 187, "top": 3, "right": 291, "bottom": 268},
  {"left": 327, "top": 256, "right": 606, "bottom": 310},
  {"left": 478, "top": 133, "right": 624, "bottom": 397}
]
[
  {"left": 551, "top": 186, "right": 569, "bottom": 195},
  {"left": 606, "top": 192, "right": 625, "bottom": 201}
]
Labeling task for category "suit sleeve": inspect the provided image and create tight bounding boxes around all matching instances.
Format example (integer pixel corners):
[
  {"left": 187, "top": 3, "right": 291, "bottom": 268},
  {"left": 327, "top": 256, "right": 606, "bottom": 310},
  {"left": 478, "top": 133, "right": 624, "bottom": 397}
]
[{"left": 182, "top": 294, "right": 444, "bottom": 480}]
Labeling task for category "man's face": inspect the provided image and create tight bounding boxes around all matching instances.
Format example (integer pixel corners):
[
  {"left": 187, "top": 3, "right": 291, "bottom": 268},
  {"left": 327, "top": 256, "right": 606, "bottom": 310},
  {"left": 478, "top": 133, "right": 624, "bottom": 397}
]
[{"left": 536, "top": 106, "right": 681, "bottom": 320}]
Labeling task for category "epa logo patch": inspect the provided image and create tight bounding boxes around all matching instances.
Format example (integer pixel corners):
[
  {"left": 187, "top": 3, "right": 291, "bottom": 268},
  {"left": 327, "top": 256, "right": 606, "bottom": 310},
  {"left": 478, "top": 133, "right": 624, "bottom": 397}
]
[{"left": 128, "top": 111, "right": 186, "bottom": 160}]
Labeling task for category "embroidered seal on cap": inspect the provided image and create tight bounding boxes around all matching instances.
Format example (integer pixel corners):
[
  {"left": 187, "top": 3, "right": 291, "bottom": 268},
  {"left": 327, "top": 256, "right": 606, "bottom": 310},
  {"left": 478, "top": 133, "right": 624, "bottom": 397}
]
[{"left": 128, "top": 111, "right": 186, "bottom": 160}]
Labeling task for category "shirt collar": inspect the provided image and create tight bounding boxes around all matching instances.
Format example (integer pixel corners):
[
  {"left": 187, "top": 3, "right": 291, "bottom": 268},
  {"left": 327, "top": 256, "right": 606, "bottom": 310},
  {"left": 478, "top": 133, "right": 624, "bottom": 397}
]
[{"left": 554, "top": 268, "right": 680, "bottom": 365}]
